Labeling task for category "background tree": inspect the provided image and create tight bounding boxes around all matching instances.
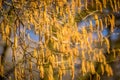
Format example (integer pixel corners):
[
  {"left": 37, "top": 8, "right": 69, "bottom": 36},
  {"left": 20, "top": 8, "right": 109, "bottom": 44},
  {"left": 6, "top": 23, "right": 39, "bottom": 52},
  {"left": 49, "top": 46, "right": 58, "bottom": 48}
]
[{"left": 0, "top": 0, "right": 120, "bottom": 80}]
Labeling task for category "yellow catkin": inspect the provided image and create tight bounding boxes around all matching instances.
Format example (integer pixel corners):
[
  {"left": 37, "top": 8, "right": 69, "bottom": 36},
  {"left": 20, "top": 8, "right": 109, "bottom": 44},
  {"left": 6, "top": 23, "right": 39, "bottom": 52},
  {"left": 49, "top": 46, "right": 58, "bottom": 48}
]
[
  {"left": 103, "top": 56, "right": 107, "bottom": 65},
  {"left": 82, "top": 50, "right": 85, "bottom": 59},
  {"left": 97, "top": 31, "right": 100, "bottom": 40},
  {"left": 37, "top": 59, "right": 41, "bottom": 69},
  {"left": 99, "top": 51, "right": 103, "bottom": 62},
  {"left": 27, "top": 34, "right": 31, "bottom": 40},
  {"left": 29, "top": 59, "right": 32, "bottom": 70},
  {"left": 103, "top": 0, "right": 106, "bottom": 8},
  {"left": 101, "top": 64, "right": 104, "bottom": 75},
  {"left": 60, "top": 7, "right": 63, "bottom": 16},
  {"left": 2, "top": 34, "right": 6, "bottom": 41},
  {"left": 14, "top": 68, "right": 17, "bottom": 80},
  {"left": 17, "top": 69, "right": 21, "bottom": 80},
  {"left": 95, "top": 0, "right": 98, "bottom": 10},
  {"left": 96, "top": 19, "right": 99, "bottom": 29},
  {"left": 49, "top": 55, "right": 55, "bottom": 67},
  {"left": 33, "top": 49, "right": 37, "bottom": 58},
  {"left": 105, "top": 64, "right": 109, "bottom": 76},
  {"left": 105, "top": 64, "right": 113, "bottom": 77},
  {"left": 94, "top": 14, "right": 99, "bottom": 28},
  {"left": 110, "top": 14, "right": 115, "bottom": 32},
  {"left": 109, "top": 66, "right": 113, "bottom": 76},
  {"left": 77, "top": 1, "right": 81, "bottom": 13},
  {"left": 63, "top": 0, "right": 67, "bottom": 3},
  {"left": 0, "top": 0, "right": 2, "bottom": 9},
  {"left": 0, "top": 64, "right": 4, "bottom": 77},
  {"left": 112, "top": 49, "right": 116, "bottom": 58},
  {"left": 99, "top": 2, "right": 102, "bottom": 12},
  {"left": 96, "top": 54, "right": 99, "bottom": 62},
  {"left": 90, "top": 62, "right": 96, "bottom": 74},
  {"left": 5, "top": 25, "right": 11, "bottom": 45},
  {"left": 18, "top": 64, "right": 22, "bottom": 80},
  {"left": 5, "top": 25, "right": 10, "bottom": 36},
  {"left": 61, "top": 63, "right": 66, "bottom": 75},
  {"left": 58, "top": 68, "right": 62, "bottom": 80},
  {"left": 105, "top": 37, "right": 110, "bottom": 54},
  {"left": 77, "top": 0, "right": 81, "bottom": 7},
  {"left": 30, "top": 14, "right": 33, "bottom": 23},
  {"left": 100, "top": 32, "right": 103, "bottom": 46},
  {"left": 110, "top": 0, "right": 114, "bottom": 11},
  {"left": 71, "top": 0, "right": 75, "bottom": 14},
  {"left": 34, "top": 10, "right": 38, "bottom": 17},
  {"left": 21, "top": 68, "right": 25, "bottom": 78},
  {"left": 69, "top": 12, "right": 74, "bottom": 24},
  {"left": 31, "top": 2, "right": 35, "bottom": 8},
  {"left": 93, "top": 51, "right": 97, "bottom": 61},
  {"left": 14, "top": 36, "right": 18, "bottom": 48},
  {"left": 81, "top": 60, "right": 86, "bottom": 75},
  {"left": 73, "top": 48, "right": 78, "bottom": 57},
  {"left": 39, "top": 65, "right": 44, "bottom": 78},
  {"left": 94, "top": 14, "right": 98, "bottom": 20},
  {"left": 118, "top": 0, "right": 120, "bottom": 8},
  {"left": 89, "top": 32, "right": 93, "bottom": 44},
  {"left": 114, "top": 0, "right": 117, "bottom": 12},
  {"left": 89, "top": 20, "right": 93, "bottom": 32},
  {"left": 105, "top": 17, "right": 108, "bottom": 28},
  {"left": 71, "top": 65, "right": 74, "bottom": 80},
  {"left": 96, "top": 73, "right": 100, "bottom": 80},
  {"left": 48, "top": 65, "right": 54, "bottom": 80},
  {"left": 99, "top": 19, "right": 103, "bottom": 31},
  {"left": 56, "top": 6, "right": 59, "bottom": 14},
  {"left": 12, "top": 48, "right": 16, "bottom": 62},
  {"left": 86, "top": 61, "right": 90, "bottom": 72},
  {"left": 85, "top": 0, "right": 88, "bottom": 10}
]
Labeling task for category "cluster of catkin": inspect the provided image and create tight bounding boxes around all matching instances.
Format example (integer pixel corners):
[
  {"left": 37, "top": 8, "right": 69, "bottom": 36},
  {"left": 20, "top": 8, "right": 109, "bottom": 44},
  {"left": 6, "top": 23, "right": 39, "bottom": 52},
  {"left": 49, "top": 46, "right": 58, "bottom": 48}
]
[{"left": 0, "top": 0, "right": 119, "bottom": 80}]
